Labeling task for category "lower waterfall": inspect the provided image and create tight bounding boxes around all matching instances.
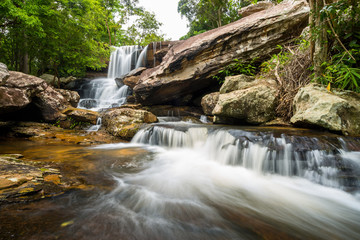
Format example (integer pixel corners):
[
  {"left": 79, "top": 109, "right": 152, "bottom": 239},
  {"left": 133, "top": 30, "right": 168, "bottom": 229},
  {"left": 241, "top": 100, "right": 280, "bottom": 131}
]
[{"left": 76, "top": 123, "right": 360, "bottom": 240}]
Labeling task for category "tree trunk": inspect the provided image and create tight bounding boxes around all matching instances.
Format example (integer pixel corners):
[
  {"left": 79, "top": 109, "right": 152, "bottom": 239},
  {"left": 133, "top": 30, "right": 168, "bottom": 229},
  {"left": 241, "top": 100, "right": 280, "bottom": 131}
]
[{"left": 312, "top": 0, "right": 328, "bottom": 79}]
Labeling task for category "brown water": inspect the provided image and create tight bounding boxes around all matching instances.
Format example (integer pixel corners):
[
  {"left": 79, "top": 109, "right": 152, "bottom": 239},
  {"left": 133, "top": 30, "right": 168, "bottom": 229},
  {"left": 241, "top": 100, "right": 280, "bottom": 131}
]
[{"left": 0, "top": 125, "right": 359, "bottom": 240}]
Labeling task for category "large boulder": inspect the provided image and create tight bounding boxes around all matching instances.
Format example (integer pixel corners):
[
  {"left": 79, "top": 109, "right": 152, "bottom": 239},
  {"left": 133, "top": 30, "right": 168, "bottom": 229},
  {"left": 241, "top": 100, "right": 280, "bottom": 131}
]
[
  {"left": 0, "top": 63, "right": 10, "bottom": 85},
  {"left": 291, "top": 84, "right": 360, "bottom": 136},
  {"left": 212, "top": 75, "right": 278, "bottom": 124},
  {"left": 134, "top": 0, "right": 309, "bottom": 105},
  {"left": 0, "top": 71, "right": 71, "bottom": 122},
  {"left": 102, "top": 108, "right": 158, "bottom": 140}
]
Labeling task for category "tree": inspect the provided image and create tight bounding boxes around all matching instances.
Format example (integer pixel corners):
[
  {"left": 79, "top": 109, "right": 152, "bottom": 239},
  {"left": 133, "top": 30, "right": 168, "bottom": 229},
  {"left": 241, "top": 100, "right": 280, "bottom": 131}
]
[
  {"left": 178, "top": 0, "right": 251, "bottom": 39},
  {"left": 0, "top": 0, "right": 164, "bottom": 78},
  {"left": 309, "top": 0, "right": 360, "bottom": 92}
]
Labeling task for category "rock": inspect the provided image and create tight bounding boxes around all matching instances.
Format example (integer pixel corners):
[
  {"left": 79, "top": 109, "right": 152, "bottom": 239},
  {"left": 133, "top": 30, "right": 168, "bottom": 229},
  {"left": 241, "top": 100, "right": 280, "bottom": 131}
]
[
  {"left": 143, "top": 105, "right": 204, "bottom": 118},
  {"left": 0, "top": 62, "right": 10, "bottom": 85},
  {"left": 238, "top": 1, "right": 275, "bottom": 17},
  {"left": 62, "top": 107, "right": 99, "bottom": 125},
  {"left": 212, "top": 76, "right": 278, "bottom": 124},
  {"left": 219, "top": 75, "right": 256, "bottom": 94},
  {"left": 40, "top": 74, "right": 77, "bottom": 88},
  {"left": 115, "top": 67, "right": 147, "bottom": 89},
  {"left": 145, "top": 41, "right": 182, "bottom": 68},
  {"left": 102, "top": 108, "right": 158, "bottom": 140},
  {"left": 0, "top": 71, "right": 70, "bottom": 121},
  {"left": 0, "top": 154, "right": 65, "bottom": 203},
  {"left": 56, "top": 89, "right": 80, "bottom": 107},
  {"left": 0, "top": 121, "right": 118, "bottom": 144},
  {"left": 201, "top": 92, "right": 220, "bottom": 115},
  {"left": 290, "top": 84, "right": 360, "bottom": 136},
  {"left": 124, "top": 76, "right": 140, "bottom": 89},
  {"left": 39, "top": 73, "right": 56, "bottom": 85},
  {"left": 134, "top": 0, "right": 309, "bottom": 105},
  {"left": 0, "top": 87, "right": 31, "bottom": 114}
]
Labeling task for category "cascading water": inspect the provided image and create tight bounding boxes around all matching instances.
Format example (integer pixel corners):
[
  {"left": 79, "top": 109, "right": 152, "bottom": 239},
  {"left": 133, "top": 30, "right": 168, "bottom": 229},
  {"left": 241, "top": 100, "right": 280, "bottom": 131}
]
[
  {"left": 77, "top": 46, "right": 147, "bottom": 112},
  {"left": 2, "top": 123, "right": 360, "bottom": 239},
  {"left": 65, "top": 123, "right": 359, "bottom": 240}
]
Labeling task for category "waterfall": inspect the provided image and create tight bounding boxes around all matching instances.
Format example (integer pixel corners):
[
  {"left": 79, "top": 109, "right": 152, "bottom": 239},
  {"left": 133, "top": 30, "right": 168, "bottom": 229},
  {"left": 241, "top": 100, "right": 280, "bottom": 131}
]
[
  {"left": 76, "top": 45, "right": 148, "bottom": 132},
  {"left": 131, "top": 124, "right": 360, "bottom": 191}
]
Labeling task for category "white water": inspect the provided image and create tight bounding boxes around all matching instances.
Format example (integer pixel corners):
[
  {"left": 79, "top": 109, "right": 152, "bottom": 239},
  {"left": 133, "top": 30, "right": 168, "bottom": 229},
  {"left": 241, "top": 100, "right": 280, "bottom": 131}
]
[
  {"left": 79, "top": 124, "right": 360, "bottom": 240},
  {"left": 77, "top": 45, "right": 148, "bottom": 132},
  {"left": 77, "top": 46, "right": 147, "bottom": 112}
]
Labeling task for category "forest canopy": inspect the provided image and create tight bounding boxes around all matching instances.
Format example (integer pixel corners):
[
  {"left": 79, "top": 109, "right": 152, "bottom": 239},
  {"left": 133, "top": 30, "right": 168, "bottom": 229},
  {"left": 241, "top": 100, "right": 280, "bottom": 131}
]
[{"left": 0, "top": 0, "right": 165, "bottom": 77}]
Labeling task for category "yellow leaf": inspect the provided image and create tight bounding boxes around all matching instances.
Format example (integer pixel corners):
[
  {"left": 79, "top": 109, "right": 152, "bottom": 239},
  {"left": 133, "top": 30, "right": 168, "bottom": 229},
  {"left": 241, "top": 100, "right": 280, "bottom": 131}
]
[
  {"left": 61, "top": 220, "right": 74, "bottom": 228},
  {"left": 326, "top": 83, "right": 331, "bottom": 92}
]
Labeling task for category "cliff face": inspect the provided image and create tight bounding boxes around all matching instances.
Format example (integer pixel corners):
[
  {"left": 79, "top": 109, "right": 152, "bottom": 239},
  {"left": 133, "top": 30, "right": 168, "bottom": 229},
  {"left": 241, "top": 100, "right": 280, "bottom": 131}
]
[{"left": 134, "top": 0, "right": 310, "bottom": 106}]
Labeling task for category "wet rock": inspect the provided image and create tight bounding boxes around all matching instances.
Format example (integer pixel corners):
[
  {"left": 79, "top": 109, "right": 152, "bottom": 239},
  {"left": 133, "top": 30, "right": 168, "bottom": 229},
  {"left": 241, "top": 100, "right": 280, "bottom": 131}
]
[
  {"left": 115, "top": 67, "right": 147, "bottom": 89},
  {"left": 238, "top": 1, "right": 275, "bottom": 17},
  {"left": 56, "top": 89, "right": 80, "bottom": 107},
  {"left": 134, "top": 0, "right": 309, "bottom": 105},
  {"left": 201, "top": 92, "right": 220, "bottom": 115},
  {"left": 0, "top": 70, "right": 71, "bottom": 122},
  {"left": 143, "top": 105, "right": 204, "bottom": 118},
  {"left": 291, "top": 84, "right": 360, "bottom": 136},
  {"left": 0, "top": 154, "right": 65, "bottom": 203},
  {"left": 62, "top": 107, "right": 99, "bottom": 125},
  {"left": 213, "top": 76, "right": 278, "bottom": 124},
  {"left": 102, "top": 108, "right": 158, "bottom": 140},
  {"left": 0, "top": 62, "right": 10, "bottom": 85},
  {"left": 0, "top": 121, "right": 117, "bottom": 145}
]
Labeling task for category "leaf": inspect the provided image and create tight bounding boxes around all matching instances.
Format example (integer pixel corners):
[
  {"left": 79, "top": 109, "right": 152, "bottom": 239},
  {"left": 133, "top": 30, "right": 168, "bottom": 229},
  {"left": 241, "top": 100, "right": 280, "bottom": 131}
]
[
  {"left": 61, "top": 220, "right": 74, "bottom": 228},
  {"left": 326, "top": 83, "right": 331, "bottom": 92}
]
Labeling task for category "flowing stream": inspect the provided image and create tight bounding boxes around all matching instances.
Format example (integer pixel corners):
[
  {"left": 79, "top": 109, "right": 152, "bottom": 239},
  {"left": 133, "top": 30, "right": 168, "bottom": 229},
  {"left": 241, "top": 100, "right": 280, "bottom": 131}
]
[{"left": 1, "top": 123, "right": 360, "bottom": 240}]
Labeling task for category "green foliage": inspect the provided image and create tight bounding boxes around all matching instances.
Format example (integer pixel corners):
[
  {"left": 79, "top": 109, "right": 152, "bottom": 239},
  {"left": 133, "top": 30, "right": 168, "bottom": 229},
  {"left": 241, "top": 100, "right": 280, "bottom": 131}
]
[
  {"left": 313, "top": 0, "right": 360, "bottom": 92},
  {"left": 213, "top": 58, "right": 257, "bottom": 84},
  {"left": 319, "top": 49, "right": 360, "bottom": 92},
  {"left": 260, "top": 45, "right": 291, "bottom": 73},
  {"left": 0, "top": 0, "right": 164, "bottom": 77},
  {"left": 178, "top": 0, "right": 251, "bottom": 39}
]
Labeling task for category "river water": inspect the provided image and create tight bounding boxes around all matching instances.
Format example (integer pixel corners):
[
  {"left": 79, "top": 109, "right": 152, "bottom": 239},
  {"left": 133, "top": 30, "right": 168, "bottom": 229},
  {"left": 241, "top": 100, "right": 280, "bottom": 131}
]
[{"left": 1, "top": 123, "right": 360, "bottom": 240}]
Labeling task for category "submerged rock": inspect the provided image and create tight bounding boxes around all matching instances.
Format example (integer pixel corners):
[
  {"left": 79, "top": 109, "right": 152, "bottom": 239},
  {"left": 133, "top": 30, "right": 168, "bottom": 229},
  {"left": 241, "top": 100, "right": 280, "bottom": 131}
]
[
  {"left": 291, "top": 84, "right": 360, "bottom": 136},
  {"left": 134, "top": 0, "right": 309, "bottom": 105},
  {"left": 0, "top": 154, "right": 64, "bottom": 203},
  {"left": 102, "top": 108, "right": 158, "bottom": 140},
  {"left": 212, "top": 75, "right": 278, "bottom": 124}
]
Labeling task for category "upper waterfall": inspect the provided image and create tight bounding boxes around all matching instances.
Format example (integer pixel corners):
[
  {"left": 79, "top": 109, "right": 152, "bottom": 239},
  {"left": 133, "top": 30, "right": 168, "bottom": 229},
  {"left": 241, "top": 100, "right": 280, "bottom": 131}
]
[
  {"left": 107, "top": 45, "right": 147, "bottom": 79},
  {"left": 77, "top": 45, "right": 148, "bottom": 111}
]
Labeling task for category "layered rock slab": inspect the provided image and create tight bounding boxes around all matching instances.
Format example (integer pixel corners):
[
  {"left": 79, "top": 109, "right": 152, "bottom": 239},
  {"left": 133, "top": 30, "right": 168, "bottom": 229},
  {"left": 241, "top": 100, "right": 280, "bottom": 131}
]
[
  {"left": 134, "top": 0, "right": 309, "bottom": 105},
  {"left": 291, "top": 84, "right": 360, "bottom": 136}
]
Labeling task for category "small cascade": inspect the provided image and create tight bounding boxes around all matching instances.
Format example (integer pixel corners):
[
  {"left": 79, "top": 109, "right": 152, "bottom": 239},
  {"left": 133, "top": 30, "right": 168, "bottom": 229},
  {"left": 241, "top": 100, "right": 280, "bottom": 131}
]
[
  {"left": 132, "top": 124, "right": 360, "bottom": 191},
  {"left": 87, "top": 117, "right": 102, "bottom": 132},
  {"left": 77, "top": 45, "right": 148, "bottom": 112},
  {"left": 152, "top": 42, "right": 157, "bottom": 67}
]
